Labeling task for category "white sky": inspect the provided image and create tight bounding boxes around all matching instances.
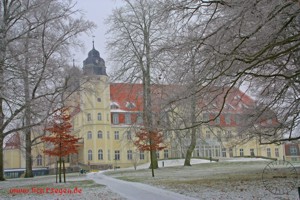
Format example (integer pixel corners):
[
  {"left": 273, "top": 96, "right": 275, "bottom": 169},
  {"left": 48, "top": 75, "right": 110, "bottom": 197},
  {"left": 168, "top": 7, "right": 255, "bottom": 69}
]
[{"left": 73, "top": 0, "right": 122, "bottom": 70}]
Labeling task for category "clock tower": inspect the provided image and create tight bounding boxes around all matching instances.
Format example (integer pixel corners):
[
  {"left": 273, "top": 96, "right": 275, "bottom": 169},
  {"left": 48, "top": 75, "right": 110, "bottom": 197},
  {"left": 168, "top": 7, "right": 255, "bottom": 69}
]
[{"left": 82, "top": 41, "right": 107, "bottom": 76}]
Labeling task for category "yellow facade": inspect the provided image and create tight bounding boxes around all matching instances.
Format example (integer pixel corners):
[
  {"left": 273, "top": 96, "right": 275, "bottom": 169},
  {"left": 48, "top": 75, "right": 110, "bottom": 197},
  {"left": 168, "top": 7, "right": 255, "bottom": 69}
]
[
  {"left": 191, "top": 125, "right": 283, "bottom": 160},
  {"left": 3, "top": 149, "right": 22, "bottom": 169},
  {"left": 71, "top": 75, "right": 150, "bottom": 169},
  {"left": 3, "top": 45, "right": 287, "bottom": 172}
]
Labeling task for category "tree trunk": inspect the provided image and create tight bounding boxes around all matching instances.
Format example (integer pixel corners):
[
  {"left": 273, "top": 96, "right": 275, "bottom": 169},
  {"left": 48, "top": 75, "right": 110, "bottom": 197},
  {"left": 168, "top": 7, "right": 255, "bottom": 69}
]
[
  {"left": 24, "top": 129, "right": 33, "bottom": 177},
  {"left": 184, "top": 127, "right": 197, "bottom": 166},
  {"left": 143, "top": 72, "right": 158, "bottom": 172},
  {"left": 24, "top": 34, "right": 33, "bottom": 178},
  {"left": 63, "top": 160, "right": 66, "bottom": 183},
  {"left": 59, "top": 156, "right": 62, "bottom": 183},
  {"left": 0, "top": 10, "right": 6, "bottom": 181},
  {"left": 0, "top": 135, "right": 4, "bottom": 181},
  {"left": 184, "top": 53, "right": 197, "bottom": 166}
]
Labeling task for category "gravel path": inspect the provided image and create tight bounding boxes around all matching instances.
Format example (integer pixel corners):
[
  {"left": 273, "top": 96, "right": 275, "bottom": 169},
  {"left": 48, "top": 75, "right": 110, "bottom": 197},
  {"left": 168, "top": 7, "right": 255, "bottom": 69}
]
[
  {"left": 88, "top": 172, "right": 197, "bottom": 200},
  {"left": 0, "top": 173, "right": 125, "bottom": 200},
  {"left": 106, "top": 160, "right": 300, "bottom": 200}
]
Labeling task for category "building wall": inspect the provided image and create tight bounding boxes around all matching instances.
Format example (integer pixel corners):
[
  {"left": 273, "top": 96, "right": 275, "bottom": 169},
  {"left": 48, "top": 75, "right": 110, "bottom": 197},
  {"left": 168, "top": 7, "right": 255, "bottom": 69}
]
[
  {"left": 284, "top": 143, "right": 300, "bottom": 161},
  {"left": 3, "top": 149, "right": 22, "bottom": 169},
  {"left": 3, "top": 74, "right": 292, "bottom": 170},
  {"left": 72, "top": 75, "right": 151, "bottom": 169}
]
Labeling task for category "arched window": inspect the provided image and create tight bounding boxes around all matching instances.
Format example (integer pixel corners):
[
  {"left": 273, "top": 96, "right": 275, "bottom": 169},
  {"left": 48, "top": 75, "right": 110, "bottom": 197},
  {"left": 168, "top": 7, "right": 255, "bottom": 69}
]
[
  {"left": 98, "top": 149, "right": 103, "bottom": 160},
  {"left": 87, "top": 131, "right": 92, "bottom": 139},
  {"left": 97, "top": 113, "right": 102, "bottom": 121},
  {"left": 88, "top": 150, "right": 93, "bottom": 161},
  {"left": 97, "top": 131, "right": 103, "bottom": 139},
  {"left": 36, "top": 154, "right": 42, "bottom": 166}
]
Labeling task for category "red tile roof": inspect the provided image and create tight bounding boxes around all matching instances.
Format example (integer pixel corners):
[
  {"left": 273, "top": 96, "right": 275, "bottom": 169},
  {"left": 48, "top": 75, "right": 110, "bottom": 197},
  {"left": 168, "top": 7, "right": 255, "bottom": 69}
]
[
  {"left": 4, "top": 133, "right": 21, "bottom": 150},
  {"left": 110, "top": 83, "right": 255, "bottom": 112},
  {"left": 110, "top": 83, "right": 144, "bottom": 112}
]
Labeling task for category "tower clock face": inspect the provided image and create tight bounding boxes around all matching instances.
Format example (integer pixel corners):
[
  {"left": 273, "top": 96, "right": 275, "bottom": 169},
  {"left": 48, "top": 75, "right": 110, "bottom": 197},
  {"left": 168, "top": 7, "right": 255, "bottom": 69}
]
[{"left": 262, "top": 160, "right": 298, "bottom": 195}]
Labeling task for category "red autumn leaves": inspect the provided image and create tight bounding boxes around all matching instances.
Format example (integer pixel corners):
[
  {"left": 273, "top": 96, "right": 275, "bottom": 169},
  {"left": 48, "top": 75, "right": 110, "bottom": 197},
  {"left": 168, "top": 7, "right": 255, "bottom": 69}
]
[
  {"left": 42, "top": 108, "right": 80, "bottom": 157},
  {"left": 134, "top": 129, "right": 166, "bottom": 152}
]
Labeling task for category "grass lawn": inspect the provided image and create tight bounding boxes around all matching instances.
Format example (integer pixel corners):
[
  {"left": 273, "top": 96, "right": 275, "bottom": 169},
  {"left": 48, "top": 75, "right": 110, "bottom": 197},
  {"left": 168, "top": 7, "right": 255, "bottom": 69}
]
[{"left": 104, "top": 160, "right": 299, "bottom": 199}]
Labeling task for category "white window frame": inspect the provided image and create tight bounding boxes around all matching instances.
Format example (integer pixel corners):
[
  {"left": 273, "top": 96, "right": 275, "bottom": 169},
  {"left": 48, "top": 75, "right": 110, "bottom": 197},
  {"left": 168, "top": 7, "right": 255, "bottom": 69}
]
[
  {"left": 98, "top": 149, "right": 103, "bottom": 160},
  {"left": 88, "top": 150, "right": 93, "bottom": 161}
]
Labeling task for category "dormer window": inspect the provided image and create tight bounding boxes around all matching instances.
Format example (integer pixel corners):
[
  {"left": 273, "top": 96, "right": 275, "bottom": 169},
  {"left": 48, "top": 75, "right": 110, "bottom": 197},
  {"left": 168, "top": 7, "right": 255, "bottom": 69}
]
[
  {"left": 110, "top": 102, "right": 119, "bottom": 109},
  {"left": 224, "top": 103, "right": 235, "bottom": 110},
  {"left": 234, "top": 95, "right": 241, "bottom": 100},
  {"left": 126, "top": 102, "right": 135, "bottom": 109}
]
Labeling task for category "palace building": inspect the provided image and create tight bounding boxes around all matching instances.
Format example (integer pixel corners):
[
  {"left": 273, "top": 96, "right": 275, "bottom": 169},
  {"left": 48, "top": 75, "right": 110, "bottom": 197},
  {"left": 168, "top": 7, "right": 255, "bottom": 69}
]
[{"left": 3, "top": 44, "right": 286, "bottom": 173}]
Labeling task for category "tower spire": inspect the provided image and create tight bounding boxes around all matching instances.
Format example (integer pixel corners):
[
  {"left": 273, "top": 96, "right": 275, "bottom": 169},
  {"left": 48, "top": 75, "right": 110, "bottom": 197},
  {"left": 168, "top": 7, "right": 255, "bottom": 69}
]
[{"left": 92, "top": 35, "right": 95, "bottom": 49}]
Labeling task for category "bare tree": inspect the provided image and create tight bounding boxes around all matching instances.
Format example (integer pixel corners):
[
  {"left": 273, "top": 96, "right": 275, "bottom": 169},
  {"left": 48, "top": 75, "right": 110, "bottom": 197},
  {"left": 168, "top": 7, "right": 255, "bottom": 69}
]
[
  {"left": 160, "top": 0, "right": 300, "bottom": 144},
  {"left": 0, "top": 0, "right": 95, "bottom": 180},
  {"left": 106, "top": 0, "right": 170, "bottom": 176}
]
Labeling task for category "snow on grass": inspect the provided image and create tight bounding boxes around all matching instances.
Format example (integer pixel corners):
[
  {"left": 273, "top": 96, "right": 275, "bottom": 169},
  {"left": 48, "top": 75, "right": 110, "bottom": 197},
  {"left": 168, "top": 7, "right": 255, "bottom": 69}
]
[
  {"left": 106, "top": 158, "right": 299, "bottom": 200},
  {"left": 136, "top": 158, "right": 214, "bottom": 169},
  {"left": 0, "top": 174, "right": 125, "bottom": 200},
  {"left": 222, "top": 157, "right": 270, "bottom": 162},
  {"left": 130, "top": 157, "right": 270, "bottom": 170}
]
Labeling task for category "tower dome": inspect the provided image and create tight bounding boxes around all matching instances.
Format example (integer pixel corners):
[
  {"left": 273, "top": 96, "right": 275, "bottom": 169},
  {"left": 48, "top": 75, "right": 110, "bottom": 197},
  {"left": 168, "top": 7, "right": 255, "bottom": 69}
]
[{"left": 83, "top": 42, "right": 107, "bottom": 76}]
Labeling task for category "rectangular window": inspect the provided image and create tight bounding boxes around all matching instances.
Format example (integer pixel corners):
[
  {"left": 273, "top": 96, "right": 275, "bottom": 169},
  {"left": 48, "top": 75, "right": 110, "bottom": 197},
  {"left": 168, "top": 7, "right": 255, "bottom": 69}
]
[
  {"left": 275, "top": 148, "right": 279, "bottom": 157},
  {"left": 164, "top": 150, "right": 169, "bottom": 159},
  {"left": 127, "top": 150, "right": 132, "bottom": 160},
  {"left": 290, "top": 146, "right": 298, "bottom": 155},
  {"left": 222, "top": 148, "right": 226, "bottom": 157},
  {"left": 217, "top": 131, "right": 222, "bottom": 142},
  {"left": 108, "top": 149, "right": 110, "bottom": 160},
  {"left": 267, "top": 148, "right": 271, "bottom": 157},
  {"left": 140, "top": 151, "right": 145, "bottom": 160},
  {"left": 37, "top": 155, "right": 42, "bottom": 166},
  {"left": 250, "top": 149, "right": 255, "bottom": 156},
  {"left": 239, "top": 149, "right": 244, "bottom": 156},
  {"left": 238, "top": 132, "right": 243, "bottom": 139},
  {"left": 97, "top": 113, "right": 102, "bottom": 121},
  {"left": 127, "top": 131, "right": 132, "bottom": 140},
  {"left": 229, "top": 148, "right": 233, "bottom": 157},
  {"left": 206, "top": 131, "right": 211, "bottom": 139},
  {"left": 125, "top": 113, "right": 131, "bottom": 124},
  {"left": 112, "top": 113, "right": 119, "bottom": 124},
  {"left": 88, "top": 150, "right": 93, "bottom": 161},
  {"left": 156, "top": 152, "right": 160, "bottom": 159},
  {"left": 114, "top": 131, "right": 119, "bottom": 140},
  {"left": 87, "top": 113, "right": 92, "bottom": 121},
  {"left": 225, "top": 114, "right": 231, "bottom": 125},
  {"left": 137, "top": 114, "right": 143, "bottom": 124},
  {"left": 225, "top": 131, "right": 232, "bottom": 141},
  {"left": 214, "top": 116, "right": 220, "bottom": 124},
  {"left": 235, "top": 114, "right": 241, "bottom": 124},
  {"left": 114, "top": 150, "right": 120, "bottom": 160},
  {"left": 107, "top": 131, "right": 110, "bottom": 139},
  {"left": 215, "top": 148, "right": 220, "bottom": 157}
]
